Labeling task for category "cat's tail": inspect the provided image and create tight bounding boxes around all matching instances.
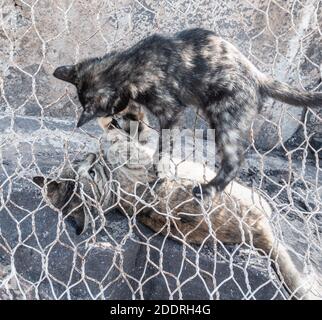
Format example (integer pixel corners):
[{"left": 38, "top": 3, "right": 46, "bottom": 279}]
[
  {"left": 255, "top": 235, "right": 321, "bottom": 300},
  {"left": 259, "top": 77, "right": 322, "bottom": 107}
]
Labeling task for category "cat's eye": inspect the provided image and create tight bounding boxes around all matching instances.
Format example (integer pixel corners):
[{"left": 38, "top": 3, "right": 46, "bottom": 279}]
[{"left": 88, "top": 169, "right": 95, "bottom": 179}]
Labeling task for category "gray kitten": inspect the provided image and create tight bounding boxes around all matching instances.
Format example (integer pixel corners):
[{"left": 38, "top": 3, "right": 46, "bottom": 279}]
[{"left": 53, "top": 28, "right": 322, "bottom": 199}]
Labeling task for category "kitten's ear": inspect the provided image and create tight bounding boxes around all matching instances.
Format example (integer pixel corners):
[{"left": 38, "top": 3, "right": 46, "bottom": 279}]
[
  {"left": 33, "top": 176, "right": 60, "bottom": 194},
  {"left": 53, "top": 65, "right": 77, "bottom": 84},
  {"left": 33, "top": 176, "right": 45, "bottom": 188},
  {"left": 74, "top": 209, "right": 89, "bottom": 235}
]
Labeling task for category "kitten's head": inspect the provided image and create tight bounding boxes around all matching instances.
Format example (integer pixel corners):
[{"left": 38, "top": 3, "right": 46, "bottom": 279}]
[
  {"left": 53, "top": 55, "right": 130, "bottom": 127},
  {"left": 33, "top": 153, "right": 113, "bottom": 235}
]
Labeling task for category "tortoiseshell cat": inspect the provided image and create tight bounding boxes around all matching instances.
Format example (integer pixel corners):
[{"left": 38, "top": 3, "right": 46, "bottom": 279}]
[{"left": 53, "top": 28, "right": 322, "bottom": 199}]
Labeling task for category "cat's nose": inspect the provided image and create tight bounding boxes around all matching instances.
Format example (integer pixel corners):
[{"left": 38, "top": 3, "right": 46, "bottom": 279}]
[{"left": 77, "top": 109, "right": 96, "bottom": 127}]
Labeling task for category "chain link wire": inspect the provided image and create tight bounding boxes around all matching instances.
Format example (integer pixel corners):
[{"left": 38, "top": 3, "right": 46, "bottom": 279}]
[{"left": 0, "top": 0, "right": 321, "bottom": 299}]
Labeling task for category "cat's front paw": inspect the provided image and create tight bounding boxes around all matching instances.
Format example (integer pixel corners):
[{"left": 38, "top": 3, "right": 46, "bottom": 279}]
[{"left": 192, "top": 184, "right": 213, "bottom": 200}]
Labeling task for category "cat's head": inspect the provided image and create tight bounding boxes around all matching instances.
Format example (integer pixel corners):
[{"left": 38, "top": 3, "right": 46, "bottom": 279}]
[
  {"left": 33, "top": 153, "right": 113, "bottom": 235},
  {"left": 53, "top": 54, "right": 130, "bottom": 127}
]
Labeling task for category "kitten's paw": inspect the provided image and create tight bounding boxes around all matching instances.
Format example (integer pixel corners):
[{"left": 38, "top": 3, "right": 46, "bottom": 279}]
[{"left": 192, "top": 184, "right": 213, "bottom": 200}]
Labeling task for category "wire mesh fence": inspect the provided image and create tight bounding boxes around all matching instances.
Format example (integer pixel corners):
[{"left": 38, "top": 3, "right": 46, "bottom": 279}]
[{"left": 0, "top": 0, "right": 322, "bottom": 300}]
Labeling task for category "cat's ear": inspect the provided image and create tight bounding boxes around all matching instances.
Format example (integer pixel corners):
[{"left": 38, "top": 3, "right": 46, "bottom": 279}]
[
  {"left": 33, "top": 176, "right": 61, "bottom": 193},
  {"left": 33, "top": 176, "right": 45, "bottom": 188},
  {"left": 53, "top": 65, "right": 77, "bottom": 85},
  {"left": 73, "top": 209, "right": 89, "bottom": 235}
]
